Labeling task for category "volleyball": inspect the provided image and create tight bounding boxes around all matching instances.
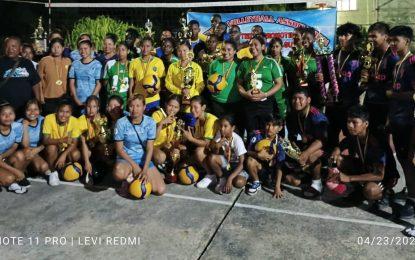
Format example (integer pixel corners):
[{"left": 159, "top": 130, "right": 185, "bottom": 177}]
[
  {"left": 207, "top": 73, "right": 227, "bottom": 93},
  {"left": 142, "top": 75, "right": 160, "bottom": 95},
  {"left": 129, "top": 179, "right": 152, "bottom": 199},
  {"left": 62, "top": 162, "right": 83, "bottom": 181},
  {"left": 178, "top": 166, "right": 199, "bottom": 185},
  {"left": 255, "top": 139, "right": 272, "bottom": 152}
]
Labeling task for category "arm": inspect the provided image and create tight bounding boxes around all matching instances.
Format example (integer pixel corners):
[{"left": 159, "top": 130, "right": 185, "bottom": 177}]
[
  {"left": 69, "top": 79, "right": 82, "bottom": 106},
  {"left": 80, "top": 135, "right": 92, "bottom": 174},
  {"left": 92, "top": 80, "right": 102, "bottom": 96},
  {"left": 139, "top": 140, "right": 155, "bottom": 182},
  {"left": 165, "top": 66, "right": 181, "bottom": 95},
  {"left": 32, "top": 83, "right": 41, "bottom": 102},
  {"left": 43, "top": 134, "right": 69, "bottom": 146},
  {"left": 273, "top": 167, "right": 284, "bottom": 199},
  {"left": 341, "top": 163, "right": 385, "bottom": 183},
  {"left": 114, "top": 141, "right": 141, "bottom": 177},
  {"left": 223, "top": 154, "right": 245, "bottom": 194},
  {"left": 0, "top": 143, "right": 18, "bottom": 161}
]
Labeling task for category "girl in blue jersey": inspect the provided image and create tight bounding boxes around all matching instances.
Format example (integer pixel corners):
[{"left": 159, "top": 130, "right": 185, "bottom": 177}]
[
  {"left": 18, "top": 100, "right": 58, "bottom": 186},
  {"left": 113, "top": 94, "right": 166, "bottom": 197},
  {"left": 0, "top": 105, "right": 27, "bottom": 193}
]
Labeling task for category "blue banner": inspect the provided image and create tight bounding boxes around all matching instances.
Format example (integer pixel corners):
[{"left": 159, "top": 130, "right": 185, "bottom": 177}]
[{"left": 187, "top": 9, "right": 337, "bottom": 56}]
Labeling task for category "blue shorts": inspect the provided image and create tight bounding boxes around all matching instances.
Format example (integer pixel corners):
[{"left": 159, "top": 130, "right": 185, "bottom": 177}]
[{"left": 116, "top": 158, "right": 155, "bottom": 169}]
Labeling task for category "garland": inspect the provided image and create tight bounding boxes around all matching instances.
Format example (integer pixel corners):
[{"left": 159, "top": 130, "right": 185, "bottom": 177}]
[{"left": 327, "top": 54, "right": 339, "bottom": 102}]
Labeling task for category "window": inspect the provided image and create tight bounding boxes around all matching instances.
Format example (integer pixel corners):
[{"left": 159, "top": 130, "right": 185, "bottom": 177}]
[{"left": 337, "top": 0, "right": 357, "bottom": 11}]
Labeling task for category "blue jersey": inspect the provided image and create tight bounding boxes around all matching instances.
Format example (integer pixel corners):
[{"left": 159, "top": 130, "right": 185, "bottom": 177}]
[
  {"left": 248, "top": 132, "right": 285, "bottom": 164},
  {"left": 0, "top": 122, "right": 23, "bottom": 154},
  {"left": 17, "top": 116, "right": 44, "bottom": 148},
  {"left": 68, "top": 59, "right": 102, "bottom": 103},
  {"left": 114, "top": 115, "right": 156, "bottom": 161}
]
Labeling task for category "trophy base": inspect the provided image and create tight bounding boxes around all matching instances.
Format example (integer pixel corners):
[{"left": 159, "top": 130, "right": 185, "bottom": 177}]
[{"left": 165, "top": 173, "right": 178, "bottom": 184}]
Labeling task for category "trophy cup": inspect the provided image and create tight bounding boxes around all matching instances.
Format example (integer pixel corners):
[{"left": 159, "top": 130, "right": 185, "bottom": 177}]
[
  {"left": 177, "top": 15, "right": 190, "bottom": 40},
  {"left": 33, "top": 16, "right": 47, "bottom": 55},
  {"left": 359, "top": 42, "right": 375, "bottom": 86},
  {"left": 251, "top": 70, "right": 260, "bottom": 94},
  {"left": 144, "top": 19, "right": 154, "bottom": 38},
  {"left": 164, "top": 119, "right": 185, "bottom": 183},
  {"left": 93, "top": 116, "right": 112, "bottom": 157},
  {"left": 181, "top": 67, "right": 194, "bottom": 105},
  {"left": 280, "top": 137, "right": 309, "bottom": 170}
]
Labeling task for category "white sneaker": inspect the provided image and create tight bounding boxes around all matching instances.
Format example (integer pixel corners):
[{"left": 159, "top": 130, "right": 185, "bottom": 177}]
[
  {"left": 196, "top": 175, "right": 216, "bottom": 188},
  {"left": 214, "top": 178, "right": 226, "bottom": 195},
  {"left": 48, "top": 171, "right": 60, "bottom": 186},
  {"left": 8, "top": 183, "right": 27, "bottom": 194}
]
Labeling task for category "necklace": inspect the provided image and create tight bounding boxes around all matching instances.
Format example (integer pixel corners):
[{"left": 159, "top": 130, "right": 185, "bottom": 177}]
[
  {"left": 140, "top": 56, "right": 153, "bottom": 76},
  {"left": 249, "top": 56, "right": 264, "bottom": 73},
  {"left": 222, "top": 60, "right": 235, "bottom": 80},
  {"left": 374, "top": 47, "right": 389, "bottom": 77},
  {"left": 297, "top": 105, "right": 310, "bottom": 135},
  {"left": 337, "top": 50, "right": 351, "bottom": 78},
  {"left": 54, "top": 57, "right": 63, "bottom": 86},
  {"left": 393, "top": 51, "right": 412, "bottom": 87},
  {"left": 356, "top": 131, "right": 369, "bottom": 165}
]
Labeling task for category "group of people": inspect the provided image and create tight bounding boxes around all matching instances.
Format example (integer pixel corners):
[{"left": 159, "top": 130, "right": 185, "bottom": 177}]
[{"left": 1, "top": 14, "right": 415, "bottom": 235}]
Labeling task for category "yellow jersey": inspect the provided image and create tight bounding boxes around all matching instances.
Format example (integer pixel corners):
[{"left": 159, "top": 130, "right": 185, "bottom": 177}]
[
  {"left": 194, "top": 113, "right": 218, "bottom": 140},
  {"left": 152, "top": 109, "right": 176, "bottom": 148},
  {"left": 43, "top": 113, "right": 81, "bottom": 148},
  {"left": 129, "top": 56, "right": 165, "bottom": 104}
]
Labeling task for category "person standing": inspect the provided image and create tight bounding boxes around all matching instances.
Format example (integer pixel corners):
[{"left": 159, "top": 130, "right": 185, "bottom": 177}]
[{"left": 0, "top": 36, "right": 40, "bottom": 117}]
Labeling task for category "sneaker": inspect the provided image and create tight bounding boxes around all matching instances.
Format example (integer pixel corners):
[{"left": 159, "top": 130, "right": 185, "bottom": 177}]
[
  {"left": 48, "top": 171, "right": 60, "bottom": 186},
  {"left": 8, "top": 183, "right": 27, "bottom": 194},
  {"left": 214, "top": 178, "right": 226, "bottom": 195},
  {"left": 404, "top": 227, "right": 415, "bottom": 237},
  {"left": 247, "top": 181, "right": 262, "bottom": 196},
  {"left": 303, "top": 186, "right": 321, "bottom": 198},
  {"left": 18, "top": 178, "right": 31, "bottom": 188},
  {"left": 196, "top": 175, "right": 216, "bottom": 189},
  {"left": 399, "top": 200, "right": 415, "bottom": 220}
]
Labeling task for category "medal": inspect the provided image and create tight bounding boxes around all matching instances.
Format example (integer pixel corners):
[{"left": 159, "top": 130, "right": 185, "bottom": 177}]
[{"left": 56, "top": 80, "right": 63, "bottom": 86}]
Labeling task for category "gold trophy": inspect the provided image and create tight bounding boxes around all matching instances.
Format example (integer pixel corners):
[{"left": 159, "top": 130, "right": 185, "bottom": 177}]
[
  {"left": 201, "top": 48, "right": 222, "bottom": 64},
  {"left": 177, "top": 15, "right": 191, "bottom": 40},
  {"left": 165, "top": 118, "right": 185, "bottom": 184},
  {"left": 294, "top": 48, "right": 309, "bottom": 87},
  {"left": 33, "top": 16, "right": 47, "bottom": 55},
  {"left": 144, "top": 18, "right": 154, "bottom": 38},
  {"left": 92, "top": 116, "right": 112, "bottom": 157},
  {"left": 359, "top": 42, "right": 375, "bottom": 86},
  {"left": 181, "top": 66, "right": 194, "bottom": 105},
  {"left": 280, "top": 137, "right": 310, "bottom": 171},
  {"left": 251, "top": 70, "right": 260, "bottom": 94}
]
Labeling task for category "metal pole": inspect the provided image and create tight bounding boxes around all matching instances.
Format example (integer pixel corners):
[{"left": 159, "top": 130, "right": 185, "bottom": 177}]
[{"left": 48, "top": 0, "right": 51, "bottom": 34}]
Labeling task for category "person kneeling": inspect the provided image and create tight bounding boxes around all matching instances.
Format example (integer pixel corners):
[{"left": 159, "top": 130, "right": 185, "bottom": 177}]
[
  {"left": 285, "top": 88, "right": 328, "bottom": 198},
  {"left": 246, "top": 117, "right": 285, "bottom": 198},
  {"left": 112, "top": 94, "right": 166, "bottom": 197},
  {"left": 43, "top": 102, "right": 81, "bottom": 182},
  {"left": 206, "top": 115, "right": 248, "bottom": 194},
  {"left": 329, "top": 106, "right": 385, "bottom": 203}
]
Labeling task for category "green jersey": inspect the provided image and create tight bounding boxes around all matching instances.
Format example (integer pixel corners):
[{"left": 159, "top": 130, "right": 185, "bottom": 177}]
[
  {"left": 208, "top": 59, "right": 241, "bottom": 103},
  {"left": 237, "top": 57, "right": 283, "bottom": 93},
  {"left": 103, "top": 61, "right": 129, "bottom": 107}
]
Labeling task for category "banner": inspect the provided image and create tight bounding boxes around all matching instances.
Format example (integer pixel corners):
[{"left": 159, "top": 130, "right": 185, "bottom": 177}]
[{"left": 187, "top": 9, "right": 337, "bottom": 56}]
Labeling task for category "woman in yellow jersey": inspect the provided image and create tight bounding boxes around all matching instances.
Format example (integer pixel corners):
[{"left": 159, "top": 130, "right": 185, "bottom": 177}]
[
  {"left": 165, "top": 41, "right": 204, "bottom": 127},
  {"left": 78, "top": 96, "right": 112, "bottom": 183},
  {"left": 128, "top": 37, "right": 165, "bottom": 114},
  {"left": 43, "top": 102, "right": 81, "bottom": 173},
  {"left": 152, "top": 94, "right": 182, "bottom": 166},
  {"left": 180, "top": 96, "right": 219, "bottom": 188}
]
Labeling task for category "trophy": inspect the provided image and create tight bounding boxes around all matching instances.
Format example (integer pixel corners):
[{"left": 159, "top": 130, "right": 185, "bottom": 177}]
[
  {"left": 201, "top": 47, "right": 222, "bottom": 64},
  {"left": 33, "top": 16, "right": 47, "bottom": 55},
  {"left": 250, "top": 70, "right": 260, "bottom": 94},
  {"left": 165, "top": 117, "right": 185, "bottom": 184},
  {"left": 292, "top": 48, "right": 309, "bottom": 88},
  {"left": 93, "top": 116, "right": 112, "bottom": 157},
  {"left": 280, "top": 137, "right": 309, "bottom": 170},
  {"left": 181, "top": 66, "right": 194, "bottom": 105},
  {"left": 177, "top": 15, "right": 190, "bottom": 40},
  {"left": 359, "top": 42, "right": 375, "bottom": 86},
  {"left": 144, "top": 19, "right": 154, "bottom": 38}
]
